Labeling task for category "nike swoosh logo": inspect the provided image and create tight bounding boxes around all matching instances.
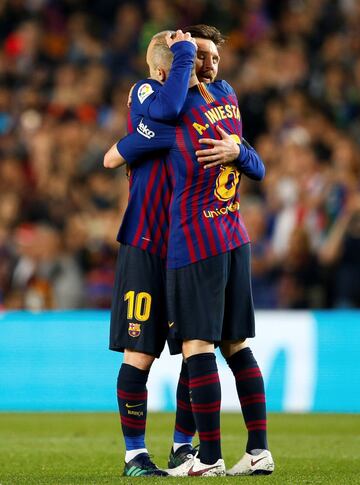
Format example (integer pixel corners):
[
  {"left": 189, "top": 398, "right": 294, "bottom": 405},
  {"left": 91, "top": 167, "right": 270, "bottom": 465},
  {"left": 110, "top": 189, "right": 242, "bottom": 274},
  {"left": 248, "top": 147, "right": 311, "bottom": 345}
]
[
  {"left": 125, "top": 403, "right": 143, "bottom": 409},
  {"left": 188, "top": 464, "right": 219, "bottom": 476},
  {"left": 251, "top": 456, "right": 266, "bottom": 467},
  {"left": 168, "top": 321, "right": 175, "bottom": 328}
]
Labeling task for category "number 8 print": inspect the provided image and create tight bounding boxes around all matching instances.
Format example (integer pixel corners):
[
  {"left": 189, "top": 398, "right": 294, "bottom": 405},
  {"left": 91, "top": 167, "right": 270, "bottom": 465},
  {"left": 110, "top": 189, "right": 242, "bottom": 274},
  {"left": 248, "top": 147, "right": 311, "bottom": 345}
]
[{"left": 214, "top": 165, "right": 240, "bottom": 202}]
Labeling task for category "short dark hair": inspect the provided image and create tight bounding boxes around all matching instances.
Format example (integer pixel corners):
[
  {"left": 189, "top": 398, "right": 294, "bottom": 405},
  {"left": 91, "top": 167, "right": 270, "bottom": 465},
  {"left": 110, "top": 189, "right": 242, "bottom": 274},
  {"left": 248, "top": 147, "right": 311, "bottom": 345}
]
[{"left": 182, "top": 24, "right": 226, "bottom": 47}]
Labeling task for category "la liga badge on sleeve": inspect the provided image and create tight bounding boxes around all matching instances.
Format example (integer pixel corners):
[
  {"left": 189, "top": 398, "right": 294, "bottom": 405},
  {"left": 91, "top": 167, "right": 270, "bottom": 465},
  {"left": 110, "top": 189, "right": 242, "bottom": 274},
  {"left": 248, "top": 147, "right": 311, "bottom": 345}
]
[{"left": 137, "top": 83, "right": 154, "bottom": 104}]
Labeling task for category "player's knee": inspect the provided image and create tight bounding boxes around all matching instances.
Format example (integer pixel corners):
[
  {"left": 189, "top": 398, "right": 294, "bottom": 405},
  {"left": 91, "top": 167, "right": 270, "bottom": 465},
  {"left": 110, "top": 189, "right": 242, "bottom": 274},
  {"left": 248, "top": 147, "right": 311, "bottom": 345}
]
[
  {"left": 124, "top": 349, "right": 155, "bottom": 370},
  {"left": 182, "top": 339, "right": 214, "bottom": 360},
  {"left": 220, "top": 339, "right": 248, "bottom": 359}
]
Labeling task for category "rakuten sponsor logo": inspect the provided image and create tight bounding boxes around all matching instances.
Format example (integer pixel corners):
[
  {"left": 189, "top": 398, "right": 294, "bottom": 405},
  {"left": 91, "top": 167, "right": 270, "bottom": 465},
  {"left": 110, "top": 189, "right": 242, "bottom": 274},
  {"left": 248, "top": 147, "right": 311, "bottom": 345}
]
[{"left": 137, "top": 119, "right": 155, "bottom": 139}]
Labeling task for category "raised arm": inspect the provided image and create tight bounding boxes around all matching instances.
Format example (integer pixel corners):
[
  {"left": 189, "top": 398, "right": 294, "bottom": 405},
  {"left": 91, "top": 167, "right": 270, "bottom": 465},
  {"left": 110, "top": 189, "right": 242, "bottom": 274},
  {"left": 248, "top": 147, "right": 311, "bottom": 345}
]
[
  {"left": 104, "top": 31, "right": 195, "bottom": 169},
  {"left": 132, "top": 31, "right": 196, "bottom": 121}
]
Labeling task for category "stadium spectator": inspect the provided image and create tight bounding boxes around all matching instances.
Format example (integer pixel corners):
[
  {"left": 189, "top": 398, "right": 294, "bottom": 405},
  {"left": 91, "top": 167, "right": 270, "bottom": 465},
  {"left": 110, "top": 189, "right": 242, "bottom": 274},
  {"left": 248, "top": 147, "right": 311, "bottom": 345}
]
[
  {"left": 8, "top": 223, "right": 84, "bottom": 309},
  {"left": 319, "top": 192, "right": 360, "bottom": 307},
  {"left": 241, "top": 197, "right": 277, "bottom": 308}
]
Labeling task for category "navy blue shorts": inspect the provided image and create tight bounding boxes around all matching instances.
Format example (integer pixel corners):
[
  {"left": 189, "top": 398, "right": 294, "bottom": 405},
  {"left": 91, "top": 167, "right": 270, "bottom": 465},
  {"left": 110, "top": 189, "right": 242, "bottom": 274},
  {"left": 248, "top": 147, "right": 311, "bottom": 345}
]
[
  {"left": 109, "top": 245, "right": 168, "bottom": 358},
  {"left": 166, "top": 243, "right": 255, "bottom": 352}
]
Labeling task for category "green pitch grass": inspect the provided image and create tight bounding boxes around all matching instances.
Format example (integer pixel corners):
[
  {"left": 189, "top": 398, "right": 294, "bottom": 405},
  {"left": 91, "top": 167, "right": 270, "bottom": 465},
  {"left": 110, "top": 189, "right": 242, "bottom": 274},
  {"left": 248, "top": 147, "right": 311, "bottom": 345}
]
[{"left": 0, "top": 413, "right": 359, "bottom": 484}]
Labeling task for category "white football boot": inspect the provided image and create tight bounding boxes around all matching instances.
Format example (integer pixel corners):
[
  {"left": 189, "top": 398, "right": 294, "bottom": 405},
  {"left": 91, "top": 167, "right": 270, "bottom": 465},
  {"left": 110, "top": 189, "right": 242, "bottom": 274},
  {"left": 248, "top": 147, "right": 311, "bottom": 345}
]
[
  {"left": 227, "top": 449, "right": 274, "bottom": 476},
  {"left": 167, "top": 453, "right": 226, "bottom": 477}
]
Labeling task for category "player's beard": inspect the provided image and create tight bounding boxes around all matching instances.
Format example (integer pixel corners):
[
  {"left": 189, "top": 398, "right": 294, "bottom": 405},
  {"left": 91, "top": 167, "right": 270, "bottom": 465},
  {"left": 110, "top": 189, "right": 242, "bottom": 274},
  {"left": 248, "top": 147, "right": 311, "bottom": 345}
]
[{"left": 199, "top": 70, "right": 216, "bottom": 83}]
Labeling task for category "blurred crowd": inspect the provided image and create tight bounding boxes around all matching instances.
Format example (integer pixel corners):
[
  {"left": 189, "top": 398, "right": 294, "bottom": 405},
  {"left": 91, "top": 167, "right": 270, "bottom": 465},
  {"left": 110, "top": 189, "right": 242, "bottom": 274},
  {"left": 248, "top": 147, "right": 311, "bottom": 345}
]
[{"left": 0, "top": 0, "right": 359, "bottom": 310}]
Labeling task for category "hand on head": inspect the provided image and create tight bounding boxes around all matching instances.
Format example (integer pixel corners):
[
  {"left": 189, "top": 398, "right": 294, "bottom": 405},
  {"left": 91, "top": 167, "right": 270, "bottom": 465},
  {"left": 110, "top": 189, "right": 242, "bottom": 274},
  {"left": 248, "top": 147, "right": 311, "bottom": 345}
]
[{"left": 166, "top": 29, "right": 197, "bottom": 50}]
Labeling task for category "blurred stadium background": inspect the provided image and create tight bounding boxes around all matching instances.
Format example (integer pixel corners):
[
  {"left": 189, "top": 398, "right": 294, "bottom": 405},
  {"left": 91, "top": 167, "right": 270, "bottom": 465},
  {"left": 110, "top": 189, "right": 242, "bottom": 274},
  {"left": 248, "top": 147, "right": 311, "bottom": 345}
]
[
  {"left": 1, "top": 1, "right": 360, "bottom": 483},
  {"left": 1, "top": 0, "right": 360, "bottom": 312},
  {"left": 1, "top": 0, "right": 360, "bottom": 418}
]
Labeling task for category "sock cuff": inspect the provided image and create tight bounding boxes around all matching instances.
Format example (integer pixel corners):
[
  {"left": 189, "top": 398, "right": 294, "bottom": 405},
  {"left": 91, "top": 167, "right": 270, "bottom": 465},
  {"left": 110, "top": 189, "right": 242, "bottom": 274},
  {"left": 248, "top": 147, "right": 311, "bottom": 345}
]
[
  {"left": 119, "top": 363, "right": 149, "bottom": 383},
  {"left": 179, "top": 360, "right": 189, "bottom": 379},
  {"left": 186, "top": 352, "right": 215, "bottom": 365},
  {"left": 226, "top": 347, "right": 256, "bottom": 370},
  {"left": 180, "top": 360, "right": 189, "bottom": 377},
  {"left": 187, "top": 352, "right": 217, "bottom": 376}
]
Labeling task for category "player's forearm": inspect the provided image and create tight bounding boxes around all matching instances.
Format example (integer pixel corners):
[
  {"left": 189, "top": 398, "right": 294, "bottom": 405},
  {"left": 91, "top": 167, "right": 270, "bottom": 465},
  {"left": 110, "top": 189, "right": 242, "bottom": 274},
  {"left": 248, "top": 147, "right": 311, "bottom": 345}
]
[
  {"left": 147, "top": 42, "right": 196, "bottom": 120},
  {"left": 103, "top": 143, "right": 127, "bottom": 169},
  {"left": 235, "top": 139, "right": 265, "bottom": 181}
]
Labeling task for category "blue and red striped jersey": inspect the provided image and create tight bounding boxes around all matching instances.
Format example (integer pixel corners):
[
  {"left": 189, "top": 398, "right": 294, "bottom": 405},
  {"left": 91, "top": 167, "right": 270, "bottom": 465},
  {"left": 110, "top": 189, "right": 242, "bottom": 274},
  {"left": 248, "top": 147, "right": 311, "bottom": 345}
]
[
  {"left": 118, "top": 80, "right": 260, "bottom": 269},
  {"left": 167, "top": 81, "right": 250, "bottom": 268},
  {"left": 116, "top": 41, "right": 195, "bottom": 259},
  {"left": 117, "top": 134, "right": 170, "bottom": 258},
  {"left": 116, "top": 84, "right": 172, "bottom": 259}
]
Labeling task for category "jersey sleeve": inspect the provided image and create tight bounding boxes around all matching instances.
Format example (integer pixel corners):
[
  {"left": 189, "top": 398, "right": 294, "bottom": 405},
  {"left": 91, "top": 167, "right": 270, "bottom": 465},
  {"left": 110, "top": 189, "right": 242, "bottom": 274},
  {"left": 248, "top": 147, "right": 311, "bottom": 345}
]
[
  {"left": 211, "top": 81, "right": 264, "bottom": 180},
  {"left": 131, "top": 41, "right": 196, "bottom": 121},
  {"left": 116, "top": 117, "right": 176, "bottom": 165},
  {"left": 235, "top": 138, "right": 265, "bottom": 181}
]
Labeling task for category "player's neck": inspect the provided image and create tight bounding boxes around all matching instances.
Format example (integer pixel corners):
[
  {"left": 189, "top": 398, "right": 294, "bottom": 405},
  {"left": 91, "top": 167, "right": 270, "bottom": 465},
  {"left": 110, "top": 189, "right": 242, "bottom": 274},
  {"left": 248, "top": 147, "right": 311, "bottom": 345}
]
[{"left": 189, "top": 74, "right": 199, "bottom": 88}]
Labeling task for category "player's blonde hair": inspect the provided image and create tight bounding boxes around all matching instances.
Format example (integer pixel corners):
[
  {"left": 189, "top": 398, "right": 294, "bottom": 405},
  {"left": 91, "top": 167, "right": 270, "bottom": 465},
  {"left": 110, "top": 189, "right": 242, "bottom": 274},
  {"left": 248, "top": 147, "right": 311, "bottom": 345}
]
[{"left": 148, "top": 31, "right": 174, "bottom": 70}]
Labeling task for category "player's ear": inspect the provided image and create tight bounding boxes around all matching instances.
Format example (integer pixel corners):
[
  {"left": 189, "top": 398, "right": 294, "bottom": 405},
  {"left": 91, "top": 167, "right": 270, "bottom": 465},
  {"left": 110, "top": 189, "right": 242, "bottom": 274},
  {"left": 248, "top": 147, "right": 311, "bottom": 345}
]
[{"left": 157, "top": 67, "right": 167, "bottom": 83}]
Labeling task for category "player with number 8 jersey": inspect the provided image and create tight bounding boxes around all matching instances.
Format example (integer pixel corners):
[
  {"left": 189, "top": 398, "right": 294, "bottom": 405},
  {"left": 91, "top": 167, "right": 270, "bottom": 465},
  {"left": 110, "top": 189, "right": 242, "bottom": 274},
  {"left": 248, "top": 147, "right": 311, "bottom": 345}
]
[{"left": 167, "top": 81, "right": 249, "bottom": 269}]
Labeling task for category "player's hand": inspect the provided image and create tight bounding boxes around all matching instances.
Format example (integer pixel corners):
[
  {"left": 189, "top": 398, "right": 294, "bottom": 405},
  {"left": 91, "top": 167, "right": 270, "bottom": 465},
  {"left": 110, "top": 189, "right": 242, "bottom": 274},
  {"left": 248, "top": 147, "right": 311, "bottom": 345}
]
[
  {"left": 166, "top": 30, "right": 197, "bottom": 50},
  {"left": 196, "top": 125, "right": 241, "bottom": 169}
]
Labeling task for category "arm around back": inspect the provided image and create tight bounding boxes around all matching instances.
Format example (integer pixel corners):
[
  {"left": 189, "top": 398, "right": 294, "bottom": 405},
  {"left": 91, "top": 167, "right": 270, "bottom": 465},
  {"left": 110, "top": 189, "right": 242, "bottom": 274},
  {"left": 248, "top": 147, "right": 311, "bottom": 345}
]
[{"left": 236, "top": 139, "right": 265, "bottom": 181}]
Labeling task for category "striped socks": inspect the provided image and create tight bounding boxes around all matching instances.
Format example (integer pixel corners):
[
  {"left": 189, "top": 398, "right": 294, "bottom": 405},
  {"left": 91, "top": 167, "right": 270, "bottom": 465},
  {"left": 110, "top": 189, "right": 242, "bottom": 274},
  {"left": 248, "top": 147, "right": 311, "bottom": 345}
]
[
  {"left": 173, "top": 361, "right": 196, "bottom": 447},
  {"left": 117, "top": 363, "right": 149, "bottom": 461},
  {"left": 187, "top": 352, "right": 222, "bottom": 464},
  {"left": 227, "top": 347, "right": 268, "bottom": 452}
]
